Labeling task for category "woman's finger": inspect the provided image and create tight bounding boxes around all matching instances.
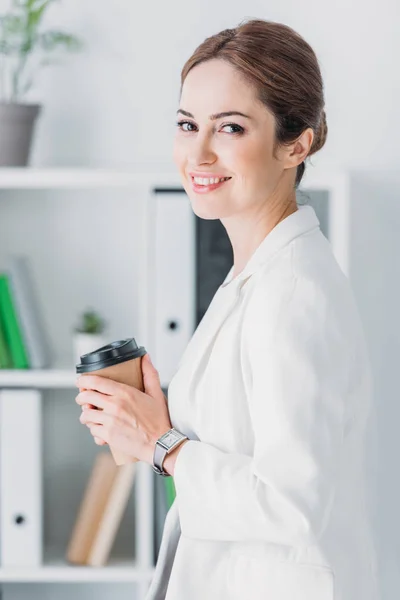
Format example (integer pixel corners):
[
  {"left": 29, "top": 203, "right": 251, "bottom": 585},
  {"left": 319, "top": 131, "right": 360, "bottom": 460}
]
[
  {"left": 89, "top": 424, "right": 108, "bottom": 444},
  {"left": 94, "top": 436, "right": 107, "bottom": 445},
  {"left": 80, "top": 408, "right": 106, "bottom": 425},
  {"left": 76, "top": 389, "right": 109, "bottom": 411}
]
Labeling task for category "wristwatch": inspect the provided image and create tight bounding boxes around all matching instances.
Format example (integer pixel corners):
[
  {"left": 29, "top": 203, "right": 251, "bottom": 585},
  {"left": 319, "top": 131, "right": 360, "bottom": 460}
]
[{"left": 152, "top": 427, "right": 188, "bottom": 476}]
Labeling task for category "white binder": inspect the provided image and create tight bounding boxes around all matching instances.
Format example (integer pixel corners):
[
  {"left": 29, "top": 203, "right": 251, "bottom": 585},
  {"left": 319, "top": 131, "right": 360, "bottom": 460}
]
[
  {"left": 151, "top": 191, "right": 196, "bottom": 387},
  {"left": 0, "top": 388, "right": 43, "bottom": 566}
]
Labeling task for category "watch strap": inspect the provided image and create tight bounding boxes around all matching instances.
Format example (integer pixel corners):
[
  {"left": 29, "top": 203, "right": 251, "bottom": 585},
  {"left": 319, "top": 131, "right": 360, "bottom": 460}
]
[{"left": 153, "top": 442, "right": 170, "bottom": 477}]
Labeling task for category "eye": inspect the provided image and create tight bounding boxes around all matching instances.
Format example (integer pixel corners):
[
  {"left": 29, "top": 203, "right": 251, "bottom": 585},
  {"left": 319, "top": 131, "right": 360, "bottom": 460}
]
[
  {"left": 221, "top": 123, "right": 244, "bottom": 134},
  {"left": 176, "top": 120, "right": 197, "bottom": 132}
]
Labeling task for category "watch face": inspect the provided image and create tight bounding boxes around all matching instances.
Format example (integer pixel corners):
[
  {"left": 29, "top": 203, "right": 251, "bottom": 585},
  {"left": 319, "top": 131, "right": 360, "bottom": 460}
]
[{"left": 160, "top": 430, "right": 181, "bottom": 448}]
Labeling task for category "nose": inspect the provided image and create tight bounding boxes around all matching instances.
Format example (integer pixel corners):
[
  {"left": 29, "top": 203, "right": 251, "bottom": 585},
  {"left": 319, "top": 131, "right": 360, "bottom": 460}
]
[{"left": 187, "top": 132, "right": 216, "bottom": 167}]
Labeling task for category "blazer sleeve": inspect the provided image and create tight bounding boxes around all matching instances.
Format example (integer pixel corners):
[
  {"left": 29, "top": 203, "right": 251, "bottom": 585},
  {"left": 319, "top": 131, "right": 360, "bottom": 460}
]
[{"left": 172, "top": 273, "right": 350, "bottom": 546}]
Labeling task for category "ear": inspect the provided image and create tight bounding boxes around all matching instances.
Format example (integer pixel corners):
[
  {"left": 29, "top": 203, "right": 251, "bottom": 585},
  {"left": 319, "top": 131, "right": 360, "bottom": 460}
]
[{"left": 282, "top": 127, "right": 314, "bottom": 170}]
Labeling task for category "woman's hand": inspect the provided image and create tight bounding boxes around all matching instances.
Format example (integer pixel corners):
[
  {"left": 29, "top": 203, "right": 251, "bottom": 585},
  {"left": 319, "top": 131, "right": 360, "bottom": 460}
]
[{"left": 75, "top": 354, "right": 172, "bottom": 465}]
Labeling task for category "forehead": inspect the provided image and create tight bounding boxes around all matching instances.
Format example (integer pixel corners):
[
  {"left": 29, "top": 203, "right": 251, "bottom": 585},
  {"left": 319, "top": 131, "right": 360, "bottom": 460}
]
[{"left": 180, "top": 58, "right": 260, "bottom": 116}]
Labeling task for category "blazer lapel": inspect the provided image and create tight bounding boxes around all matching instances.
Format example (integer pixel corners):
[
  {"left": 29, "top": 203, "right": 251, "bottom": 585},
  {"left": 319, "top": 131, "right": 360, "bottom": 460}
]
[
  {"left": 174, "top": 206, "right": 320, "bottom": 395},
  {"left": 177, "top": 280, "right": 242, "bottom": 382}
]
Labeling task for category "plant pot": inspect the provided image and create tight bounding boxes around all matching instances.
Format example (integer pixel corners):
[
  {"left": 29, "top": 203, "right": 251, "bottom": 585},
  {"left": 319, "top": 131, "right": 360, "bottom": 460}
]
[
  {"left": 0, "top": 102, "right": 41, "bottom": 166},
  {"left": 73, "top": 332, "right": 108, "bottom": 367}
]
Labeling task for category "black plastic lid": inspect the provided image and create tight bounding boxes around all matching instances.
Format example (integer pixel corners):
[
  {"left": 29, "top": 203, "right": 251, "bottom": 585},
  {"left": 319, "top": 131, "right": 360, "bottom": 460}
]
[{"left": 76, "top": 337, "right": 147, "bottom": 373}]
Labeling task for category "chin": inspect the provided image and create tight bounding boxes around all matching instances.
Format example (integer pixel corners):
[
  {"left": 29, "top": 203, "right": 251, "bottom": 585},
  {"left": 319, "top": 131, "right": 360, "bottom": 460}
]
[
  {"left": 189, "top": 197, "right": 226, "bottom": 220},
  {"left": 180, "top": 177, "right": 229, "bottom": 220}
]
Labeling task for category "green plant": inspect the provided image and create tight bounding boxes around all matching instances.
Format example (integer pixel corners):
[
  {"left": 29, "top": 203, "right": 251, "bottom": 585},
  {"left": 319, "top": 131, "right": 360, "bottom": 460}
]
[
  {"left": 0, "top": 0, "right": 83, "bottom": 102},
  {"left": 75, "top": 309, "right": 106, "bottom": 335}
]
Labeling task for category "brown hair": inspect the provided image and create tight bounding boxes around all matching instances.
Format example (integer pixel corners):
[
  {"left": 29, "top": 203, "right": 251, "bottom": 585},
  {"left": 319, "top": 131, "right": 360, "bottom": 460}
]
[{"left": 180, "top": 18, "right": 327, "bottom": 188}]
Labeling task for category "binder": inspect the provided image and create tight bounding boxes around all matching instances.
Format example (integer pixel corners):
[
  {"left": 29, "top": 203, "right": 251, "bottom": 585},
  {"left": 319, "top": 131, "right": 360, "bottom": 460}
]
[
  {"left": 66, "top": 452, "right": 118, "bottom": 565},
  {"left": 0, "top": 389, "right": 43, "bottom": 566},
  {"left": 154, "top": 471, "right": 168, "bottom": 563},
  {"left": 152, "top": 191, "right": 196, "bottom": 387},
  {"left": 0, "top": 302, "right": 12, "bottom": 368},
  {"left": 164, "top": 476, "right": 176, "bottom": 510},
  {"left": 0, "top": 273, "right": 29, "bottom": 369},
  {"left": 86, "top": 460, "right": 136, "bottom": 567},
  {"left": 6, "top": 254, "right": 53, "bottom": 369}
]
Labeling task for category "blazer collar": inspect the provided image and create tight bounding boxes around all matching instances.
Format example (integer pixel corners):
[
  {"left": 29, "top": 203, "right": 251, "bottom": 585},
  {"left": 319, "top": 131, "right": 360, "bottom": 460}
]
[
  {"left": 221, "top": 204, "right": 320, "bottom": 289},
  {"left": 175, "top": 205, "right": 320, "bottom": 381}
]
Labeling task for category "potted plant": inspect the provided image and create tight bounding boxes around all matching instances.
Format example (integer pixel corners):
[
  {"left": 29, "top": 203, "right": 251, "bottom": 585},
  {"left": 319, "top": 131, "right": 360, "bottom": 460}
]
[
  {"left": 0, "top": 0, "right": 83, "bottom": 166},
  {"left": 73, "top": 308, "right": 108, "bottom": 365}
]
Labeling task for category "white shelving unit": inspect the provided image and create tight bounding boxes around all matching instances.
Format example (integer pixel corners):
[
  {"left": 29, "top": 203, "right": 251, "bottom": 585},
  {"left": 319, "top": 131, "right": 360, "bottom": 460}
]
[
  {"left": 0, "top": 167, "right": 351, "bottom": 600},
  {"left": 0, "top": 167, "right": 182, "bottom": 189},
  {"left": 0, "top": 168, "right": 182, "bottom": 600}
]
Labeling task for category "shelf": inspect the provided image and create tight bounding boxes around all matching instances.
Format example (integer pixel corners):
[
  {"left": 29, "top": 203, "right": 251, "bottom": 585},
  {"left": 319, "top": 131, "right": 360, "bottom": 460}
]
[
  {"left": 0, "top": 166, "right": 345, "bottom": 190},
  {"left": 0, "top": 167, "right": 181, "bottom": 189},
  {"left": 0, "top": 365, "right": 170, "bottom": 389},
  {"left": 0, "top": 364, "right": 78, "bottom": 388},
  {"left": 0, "top": 550, "right": 155, "bottom": 582}
]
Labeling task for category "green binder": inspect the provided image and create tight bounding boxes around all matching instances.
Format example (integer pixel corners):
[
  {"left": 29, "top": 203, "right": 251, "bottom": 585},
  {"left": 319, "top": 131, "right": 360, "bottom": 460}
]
[
  {"left": 164, "top": 476, "right": 176, "bottom": 509},
  {"left": 0, "top": 273, "right": 29, "bottom": 369},
  {"left": 0, "top": 303, "right": 13, "bottom": 368}
]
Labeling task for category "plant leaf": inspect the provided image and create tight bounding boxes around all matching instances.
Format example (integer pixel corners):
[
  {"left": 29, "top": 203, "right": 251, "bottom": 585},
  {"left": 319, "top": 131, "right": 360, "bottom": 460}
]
[
  {"left": 0, "top": 15, "right": 26, "bottom": 54},
  {"left": 38, "top": 30, "right": 83, "bottom": 53},
  {"left": 26, "top": 1, "right": 52, "bottom": 36}
]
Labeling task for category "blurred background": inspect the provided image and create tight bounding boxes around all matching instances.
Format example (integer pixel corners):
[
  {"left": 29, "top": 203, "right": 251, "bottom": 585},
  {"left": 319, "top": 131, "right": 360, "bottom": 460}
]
[{"left": 0, "top": 1, "right": 399, "bottom": 599}]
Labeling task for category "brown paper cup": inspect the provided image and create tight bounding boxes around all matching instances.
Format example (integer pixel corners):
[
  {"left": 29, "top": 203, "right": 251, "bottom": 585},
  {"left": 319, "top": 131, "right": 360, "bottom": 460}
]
[{"left": 76, "top": 338, "right": 146, "bottom": 466}]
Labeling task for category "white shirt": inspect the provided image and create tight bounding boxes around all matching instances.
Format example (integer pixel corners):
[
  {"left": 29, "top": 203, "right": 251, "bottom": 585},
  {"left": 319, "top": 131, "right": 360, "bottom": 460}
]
[{"left": 145, "top": 204, "right": 380, "bottom": 600}]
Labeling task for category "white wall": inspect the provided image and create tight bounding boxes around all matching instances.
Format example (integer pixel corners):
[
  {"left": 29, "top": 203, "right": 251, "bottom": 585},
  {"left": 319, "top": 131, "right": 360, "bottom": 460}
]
[
  {"left": 15, "top": 0, "right": 400, "bottom": 172},
  {"left": 350, "top": 170, "right": 400, "bottom": 600},
  {"left": 1, "top": 0, "right": 399, "bottom": 598}
]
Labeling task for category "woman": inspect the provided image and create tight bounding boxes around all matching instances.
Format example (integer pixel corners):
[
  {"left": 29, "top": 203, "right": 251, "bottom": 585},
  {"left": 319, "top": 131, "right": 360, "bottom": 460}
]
[{"left": 76, "top": 18, "right": 380, "bottom": 600}]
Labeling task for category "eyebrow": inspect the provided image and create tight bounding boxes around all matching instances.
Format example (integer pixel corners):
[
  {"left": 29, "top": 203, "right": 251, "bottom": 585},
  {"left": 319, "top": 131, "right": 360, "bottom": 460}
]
[{"left": 177, "top": 108, "right": 252, "bottom": 120}]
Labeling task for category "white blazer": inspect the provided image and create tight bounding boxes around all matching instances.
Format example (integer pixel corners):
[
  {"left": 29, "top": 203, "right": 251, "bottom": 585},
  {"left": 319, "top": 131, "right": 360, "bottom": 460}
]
[{"left": 145, "top": 204, "right": 380, "bottom": 600}]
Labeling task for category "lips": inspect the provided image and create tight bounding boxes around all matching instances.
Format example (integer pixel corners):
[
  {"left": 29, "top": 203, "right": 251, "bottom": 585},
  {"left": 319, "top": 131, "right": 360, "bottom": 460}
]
[{"left": 190, "top": 175, "right": 232, "bottom": 194}]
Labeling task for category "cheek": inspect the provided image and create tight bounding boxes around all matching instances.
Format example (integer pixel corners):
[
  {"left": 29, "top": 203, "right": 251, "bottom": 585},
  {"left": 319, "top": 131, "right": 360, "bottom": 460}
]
[
  {"left": 234, "top": 139, "right": 271, "bottom": 175},
  {"left": 235, "top": 147, "right": 276, "bottom": 200}
]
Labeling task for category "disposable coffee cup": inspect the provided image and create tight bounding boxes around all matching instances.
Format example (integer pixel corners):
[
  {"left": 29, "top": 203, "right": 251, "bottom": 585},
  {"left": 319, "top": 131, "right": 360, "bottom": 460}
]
[{"left": 76, "top": 337, "right": 147, "bottom": 466}]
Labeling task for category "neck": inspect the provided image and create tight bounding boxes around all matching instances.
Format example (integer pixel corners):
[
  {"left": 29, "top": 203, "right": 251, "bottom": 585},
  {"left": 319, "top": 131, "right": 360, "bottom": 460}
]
[{"left": 221, "top": 192, "right": 298, "bottom": 280}]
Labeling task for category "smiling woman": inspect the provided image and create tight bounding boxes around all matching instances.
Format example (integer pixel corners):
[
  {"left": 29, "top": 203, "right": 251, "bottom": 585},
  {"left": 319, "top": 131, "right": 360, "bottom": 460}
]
[{"left": 145, "top": 17, "right": 379, "bottom": 600}]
